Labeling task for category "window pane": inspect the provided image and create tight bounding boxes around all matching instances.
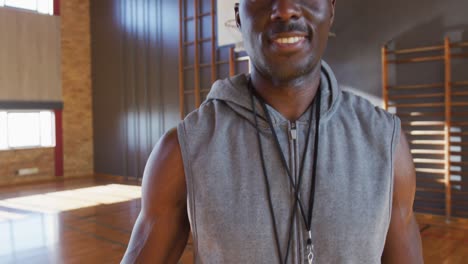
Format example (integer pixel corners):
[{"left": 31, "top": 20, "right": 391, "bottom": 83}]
[
  {"left": 40, "top": 111, "right": 55, "bottom": 147},
  {"left": 37, "top": 0, "right": 53, "bottom": 15},
  {"left": 0, "top": 112, "right": 7, "bottom": 150},
  {"left": 7, "top": 112, "right": 41, "bottom": 148},
  {"left": 5, "top": 0, "right": 37, "bottom": 11},
  {"left": 0, "top": 0, "right": 5, "bottom": 7}
]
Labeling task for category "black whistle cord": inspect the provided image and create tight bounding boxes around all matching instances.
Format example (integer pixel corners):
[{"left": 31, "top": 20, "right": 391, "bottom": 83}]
[
  {"left": 248, "top": 79, "right": 322, "bottom": 264},
  {"left": 250, "top": 81, "right": 283, "bottom": 263}
]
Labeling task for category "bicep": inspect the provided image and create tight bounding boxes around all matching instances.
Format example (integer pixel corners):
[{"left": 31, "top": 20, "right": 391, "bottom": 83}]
[
  {"left": 140, "top": 128, "right": 187, "bottom": 216},
  {"left": 121, "top": 128, "right": 190, "bottom": 264},
  {"left": 382, "top": 131, "right": 423, "bottom": 263}
]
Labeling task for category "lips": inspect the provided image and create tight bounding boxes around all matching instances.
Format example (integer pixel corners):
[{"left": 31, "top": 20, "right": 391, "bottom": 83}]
[
  {"left": 269, "top": 32, "right": 309, "bottom": 52},
  {"left": 273, "top": 36, "right": 306, "bottom": 45}
]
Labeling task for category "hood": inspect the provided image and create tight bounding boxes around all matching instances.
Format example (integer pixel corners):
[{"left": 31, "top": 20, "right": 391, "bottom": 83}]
[{"left": 205, "top": 60, "right": 341, "bottom": 127}]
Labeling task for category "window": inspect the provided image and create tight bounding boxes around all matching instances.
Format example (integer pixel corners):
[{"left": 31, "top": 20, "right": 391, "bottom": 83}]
[
  {"left": 0, "top": 0, "right": 54, "bottom": 15},
  {"left": 0, "top": 110, "right": 55, "bottom": 150}
]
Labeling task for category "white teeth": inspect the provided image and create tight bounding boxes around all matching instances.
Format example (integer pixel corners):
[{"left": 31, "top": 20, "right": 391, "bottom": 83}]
[{"left": 275, "top": 37, "right": 304, "bottom": 44}]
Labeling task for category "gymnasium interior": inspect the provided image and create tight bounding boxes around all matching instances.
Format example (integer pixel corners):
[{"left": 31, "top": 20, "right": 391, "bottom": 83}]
[{"left": 0, "top": 0, "right": 467, "bottom": 263}]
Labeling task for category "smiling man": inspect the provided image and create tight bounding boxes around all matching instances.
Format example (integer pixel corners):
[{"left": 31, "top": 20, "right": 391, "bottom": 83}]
[{"left": 121, "top": 1, "right": 424, "bottom": 263}]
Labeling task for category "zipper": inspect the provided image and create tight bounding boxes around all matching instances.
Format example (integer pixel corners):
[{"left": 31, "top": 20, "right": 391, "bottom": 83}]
[
  {"left": 290, "top": 122, "right": 297, "bottom": 141},
  {"left": 289, "top": 121, "right": 301, "bottom": 263},
  {"left": 289, "top": 122, "right": 298, "bottom": 186}
]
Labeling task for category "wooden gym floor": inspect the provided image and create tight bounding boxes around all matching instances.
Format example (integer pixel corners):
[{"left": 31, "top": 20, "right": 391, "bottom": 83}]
[{"left": 0, "top": 177, "right": 467, "bottom": 264}]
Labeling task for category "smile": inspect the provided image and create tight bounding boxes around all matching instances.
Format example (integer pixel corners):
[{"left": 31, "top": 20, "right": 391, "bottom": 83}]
[
  {"left": 273, "top": 36, "right": 306, "bottom": 45},
  {"left": 269, "top": 33, "right": 309, "bottom": 52}
]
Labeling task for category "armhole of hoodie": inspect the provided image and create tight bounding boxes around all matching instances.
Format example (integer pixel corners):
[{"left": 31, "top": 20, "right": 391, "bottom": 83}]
[
  {"left": 388, "top": 115, "right": 401, "bottom": 222},
  {"left": 177, "top": 122, "right": 199, "bottom": 260}
]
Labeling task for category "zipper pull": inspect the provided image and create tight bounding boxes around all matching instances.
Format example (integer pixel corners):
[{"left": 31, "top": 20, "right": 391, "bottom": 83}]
[{"left": 290, "top": 122, "right": 297, "bottom": 141}]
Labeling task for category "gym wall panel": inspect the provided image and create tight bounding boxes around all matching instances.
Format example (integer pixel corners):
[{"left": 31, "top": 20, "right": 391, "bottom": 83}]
[
  {"left": 91, "top": 0, "right": 180, "bottom": 179},
  {"left": 0, "top": 8, "right": 61, "bottom": 102}
]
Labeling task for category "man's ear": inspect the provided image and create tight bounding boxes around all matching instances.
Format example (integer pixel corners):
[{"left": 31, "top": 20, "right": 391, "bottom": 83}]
[
  {"left": 330, "top": 0, "right": 336, "bottom": 26},
  {"left": 235, "top": 3, "right": 241, "bottom": 28}
]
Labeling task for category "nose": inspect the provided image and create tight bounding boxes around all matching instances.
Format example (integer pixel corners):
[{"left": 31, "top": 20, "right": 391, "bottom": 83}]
[{"left": 270, "top": 0, "right": 302, "bottom": 21}]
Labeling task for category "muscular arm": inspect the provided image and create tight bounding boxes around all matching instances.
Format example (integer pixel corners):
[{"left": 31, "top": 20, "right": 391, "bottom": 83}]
[
  {"left": 121, "top": 128, "right": 190, "bottom": 264},
  {"left": 382, "top": 131, "right": 423, "bottom": 263}
]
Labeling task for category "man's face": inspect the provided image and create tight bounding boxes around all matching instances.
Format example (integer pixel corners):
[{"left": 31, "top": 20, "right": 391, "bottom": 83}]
[{"left": 236, "top": 0, "right": 336, "bottom": 83}]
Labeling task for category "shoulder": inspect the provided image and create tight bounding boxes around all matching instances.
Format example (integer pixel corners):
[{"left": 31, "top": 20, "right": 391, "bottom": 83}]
[
  {"left": 179, "top": 98, "right": 240, "bottom": 134},
  {"left": 340, "top": 90, "right": 395, "bottom": 121},
  {"left": 148, "top": 127, "right": 181, "bottom": 163},
  {"left": 337, "top": 90, "right": 400, "bottom": 132},
  {"left": 334, "top": 91, "right": 401, "bottom": 150},
  {"left": 141, "top": 127, "right": 186, "bottom": 213},
  {"left": 180, "top": 100, "right": 221, "bottom": 128}
]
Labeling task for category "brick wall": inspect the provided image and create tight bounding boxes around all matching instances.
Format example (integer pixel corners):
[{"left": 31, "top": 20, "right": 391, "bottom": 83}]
[
  {"left": 0, "top": 0, "right": 94, "bottom": 186},
  {"left": 0, "top": 149, "right": 55, "bottom": 185},
  {"left": 61, "top": 0, "right": 94, "bottom": 178}
]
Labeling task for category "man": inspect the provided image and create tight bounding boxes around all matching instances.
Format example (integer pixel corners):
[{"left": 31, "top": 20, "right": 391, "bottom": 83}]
[{"left": 122, "top": 0, "right": 424, "bottom": 263}]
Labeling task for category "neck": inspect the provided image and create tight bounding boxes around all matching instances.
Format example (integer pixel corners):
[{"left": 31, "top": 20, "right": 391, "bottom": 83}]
[{"left": 251, "top": 65, "right": 322, "bottom": 121}]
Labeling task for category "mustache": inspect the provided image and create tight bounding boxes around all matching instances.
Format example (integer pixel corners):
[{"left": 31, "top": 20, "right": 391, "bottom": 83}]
[{"left": 268, "top": 21, "right": 309, "bottom": 36}]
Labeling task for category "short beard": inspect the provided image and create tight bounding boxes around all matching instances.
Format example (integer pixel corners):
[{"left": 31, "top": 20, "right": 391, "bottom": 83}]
[{"left": 256, "top": 56, "right": 319, "bottom": 87}]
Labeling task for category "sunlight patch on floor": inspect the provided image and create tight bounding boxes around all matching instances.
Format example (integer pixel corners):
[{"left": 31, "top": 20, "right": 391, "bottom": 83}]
[{"left": 0, "top": 184, "right": 141, "bottom": 215}]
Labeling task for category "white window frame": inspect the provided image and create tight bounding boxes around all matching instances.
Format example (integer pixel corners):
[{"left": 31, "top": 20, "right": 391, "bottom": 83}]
[
  {"left": 0, "top": 110, "right": 56, "bottom": 151},
  {"left": 0, "top": 0, "right": 54, "bottom": 16}
]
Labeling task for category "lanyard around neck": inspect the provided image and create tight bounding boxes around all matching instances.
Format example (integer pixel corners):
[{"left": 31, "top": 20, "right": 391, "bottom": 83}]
[{"left": 249, "top": 79, "right": 322, "bottom": 264}]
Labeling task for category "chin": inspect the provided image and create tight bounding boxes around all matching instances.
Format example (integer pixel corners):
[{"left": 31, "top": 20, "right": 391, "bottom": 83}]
[{"left": 264, "top": 58, "right": 319, "bottom": 83}]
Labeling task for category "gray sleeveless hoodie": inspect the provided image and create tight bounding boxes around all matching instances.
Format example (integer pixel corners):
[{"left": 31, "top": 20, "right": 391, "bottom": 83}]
[{"left": 177, "top": 61, "right": 401, "bottom": 264}]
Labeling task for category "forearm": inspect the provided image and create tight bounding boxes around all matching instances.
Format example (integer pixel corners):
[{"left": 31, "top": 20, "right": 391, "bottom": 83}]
[
  {"left": 382, "top": 214, "right": 423, "bottom": 264},
  {"left": 121, "top": 211, "right": 190, "bottom": 264}
]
